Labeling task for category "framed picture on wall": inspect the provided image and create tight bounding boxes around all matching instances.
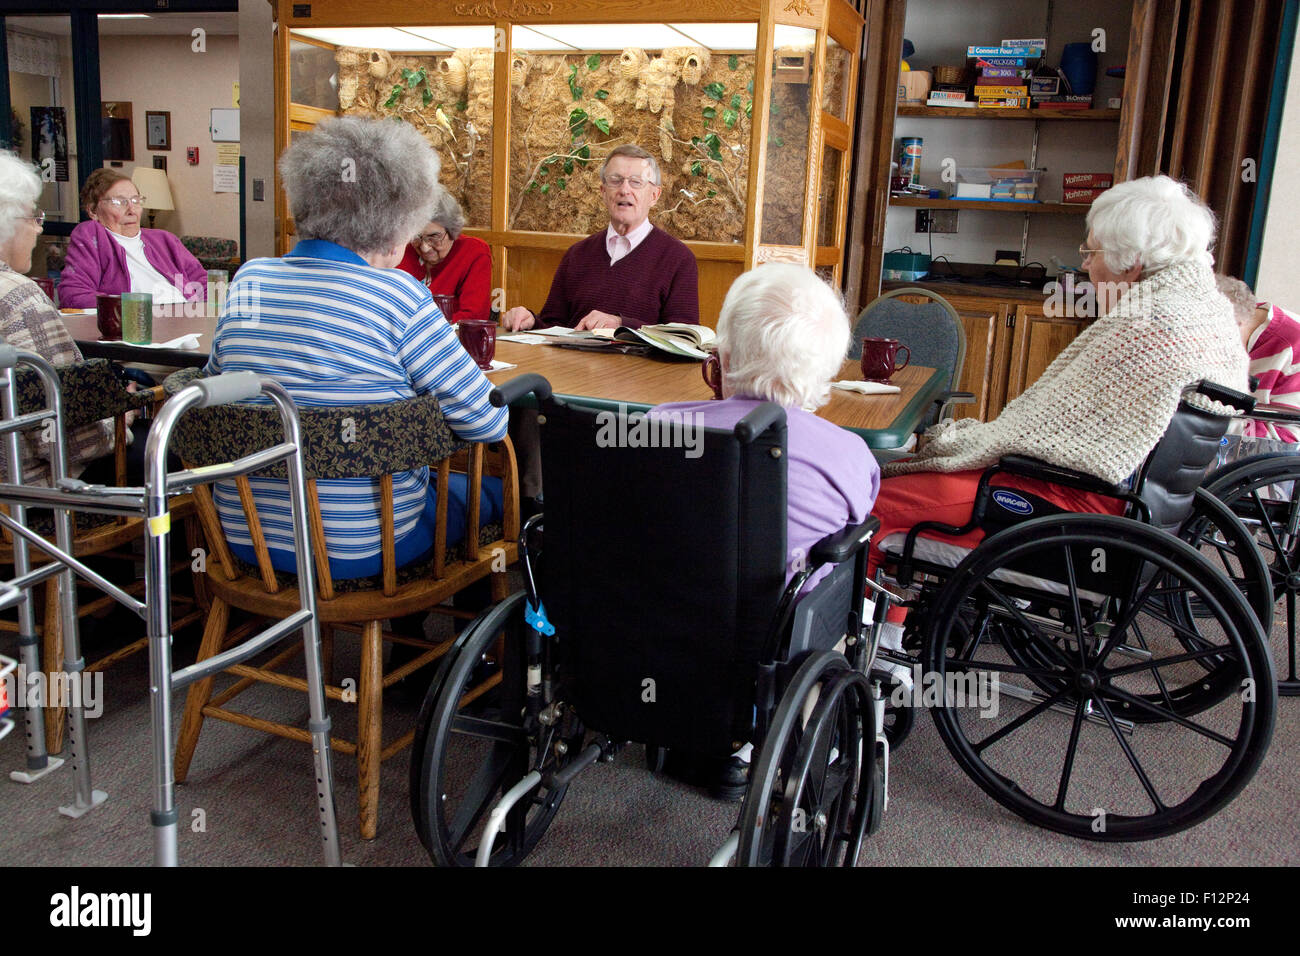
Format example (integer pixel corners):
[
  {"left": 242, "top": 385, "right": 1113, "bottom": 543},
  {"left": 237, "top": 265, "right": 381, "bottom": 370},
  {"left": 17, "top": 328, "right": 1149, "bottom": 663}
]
[
  {"left": 152, "top": 155, "right": 167, "bottom": 172},
  {"left": 146, "top": 110, "right": 170, "bottom": 151}
]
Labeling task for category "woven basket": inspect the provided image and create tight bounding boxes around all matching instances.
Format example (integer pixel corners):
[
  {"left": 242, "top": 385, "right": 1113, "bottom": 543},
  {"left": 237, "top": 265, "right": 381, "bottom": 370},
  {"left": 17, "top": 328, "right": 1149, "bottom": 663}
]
[{"left": 932, "top": 64, "right": 970, "bottom": 86}]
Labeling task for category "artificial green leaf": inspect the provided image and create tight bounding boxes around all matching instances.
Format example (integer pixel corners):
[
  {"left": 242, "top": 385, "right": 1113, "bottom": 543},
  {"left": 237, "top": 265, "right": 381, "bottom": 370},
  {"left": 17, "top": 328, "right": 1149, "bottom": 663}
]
[
  {"left": 557, "top": 177, "right": 567, "bottom": 189},
  {"left": 569, "top": 109, "right": 588, "bottom": 140},
  {"left": 594, "top": 89, "right": 609, "bottom": 100},
  {"left": 592, "top": 117, "right": 612, "bottom": 135},
  {"left": 587, "top": 53, "right": 601, "bottom": 70},
  {"left": 422, "top": 88, "right": 434, "bottom": 106},
  {"left": 747, "top": 79, "right": 754, "bottom": 93},
  {"left": 407, "top": 68, "right": 426, "bottom": 89},
  {"left": 728, "top": 54, "right": 739, "bottom": 70},
  {"left": 577, "top": 145, "right": 591, "bottom": 161},
  {"left": 564, "top": 158, "right": 575, "bottom": 175},
  {"left": 729, "top": 94, "right": 741, "bottom": 109},
  {"left": 567, "top": 64, "right": 583, "bottom": 100},
  {"left": 690, "top": 161, "right": 704, "bottom": 176},
  {"left": 402, "top": 68, "right": 415, "bottom": 84},
  {"left": 745, "top": 100, "right": 753, "bottom": 117},
  {"left": 691, "top": 135, "right": 701, "bottom": 146},
  {"left": 701, "top": 105, "right": 717, "bottom": 121},
  {"left": 456, "top": 98, "right": 468, "bottom": 111},
  {"left": 703, "top": 81, "right": 726, "bottom": 101},
  {"left": 768, "top": 135, "right": 784, "bottom": 147},
  {"left": 707, "top": 189, "right": 717, "bottom": 198},
  {"left": 722, "top": 108, "right": 738, "bottom": 128},
  {"left": 540, "top": 184, "right": 550, "bottom": 194},
  {"left": 384, "top": 85, "right": 403, "bottom": 108},
  {"left": 704, "top": 133, "right": 723, "bottom": 161},
  {"left": 538, "top": 166, "right": 549, "bottom": 178}
]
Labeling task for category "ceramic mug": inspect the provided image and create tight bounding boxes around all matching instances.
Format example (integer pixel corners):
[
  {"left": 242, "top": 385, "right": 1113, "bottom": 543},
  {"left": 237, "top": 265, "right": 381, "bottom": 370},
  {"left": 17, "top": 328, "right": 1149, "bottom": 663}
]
[
  {"left": 457, "top": 318, "right": 497, "bottom": 370},
  {"left": 432, "top": 293, "right": 458, "bottom": 322},
  {"left": 860, "top": 337, "right": 910, "bottom": 383},
  {"left": 96, "top": 293, "right": 123, "bottom": 340},
  {"left": 701, "top": 352, "right": 723, "bottom": 400}
]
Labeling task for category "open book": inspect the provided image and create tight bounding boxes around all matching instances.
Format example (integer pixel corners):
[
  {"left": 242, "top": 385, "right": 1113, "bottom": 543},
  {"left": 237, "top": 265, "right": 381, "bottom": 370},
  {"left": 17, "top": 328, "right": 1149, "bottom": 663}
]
[{"left": 593, "top": 322, "right": 716, "bottom": 359}]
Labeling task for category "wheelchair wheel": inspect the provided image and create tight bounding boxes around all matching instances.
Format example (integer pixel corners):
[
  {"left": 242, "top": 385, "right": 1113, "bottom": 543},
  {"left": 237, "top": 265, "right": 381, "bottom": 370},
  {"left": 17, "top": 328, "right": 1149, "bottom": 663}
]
[
  {"left": 409, "top": 592, "right": 581, "bottom": 866},
  {"left": 736, "top": 651, "right": 875, "bottom": 866},
  {"left": 924, "top": 516, "right": 1276, "bottom": 842},
  {"left": 1203, "top": 454, "right": 1300, "bottom": 695}
]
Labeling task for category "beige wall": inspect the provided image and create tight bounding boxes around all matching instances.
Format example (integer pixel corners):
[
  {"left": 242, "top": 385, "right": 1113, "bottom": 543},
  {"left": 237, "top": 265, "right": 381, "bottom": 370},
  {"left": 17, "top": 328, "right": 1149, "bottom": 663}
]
[
  {"left": 239, "top": 1, "right": 275, "bottom": 260},
  {"left": 1255, "top": 28, "right": 1300, "bottom": 307},
  {"left": 98, "top": 33, "right": 240, "bottom": 241}
]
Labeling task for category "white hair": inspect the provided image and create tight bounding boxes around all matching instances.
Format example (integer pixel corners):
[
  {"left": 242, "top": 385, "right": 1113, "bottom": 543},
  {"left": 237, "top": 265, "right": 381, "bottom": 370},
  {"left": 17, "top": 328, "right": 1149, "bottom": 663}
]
[
  {"left": 1215, "top": 274, "right": 1258, "bottom": 326},
  {"left": 0, "top": 151, "right": 42, "bottom": 249},
  {"left": 1086, "top": 174, "right": 1218, "bottom": 276},
  {"left": 718, "top": 264, "right": 850, "bottom": 410},
  {"left": 278, "top": 116, "right": 441, "bottom": 257}
]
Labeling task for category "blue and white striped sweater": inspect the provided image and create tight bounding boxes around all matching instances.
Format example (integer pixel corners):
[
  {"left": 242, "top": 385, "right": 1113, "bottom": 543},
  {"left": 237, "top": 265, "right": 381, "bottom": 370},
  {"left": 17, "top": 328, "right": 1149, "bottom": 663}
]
[{"left": 204, "top": 241, "right": 508, "bottom": 567}]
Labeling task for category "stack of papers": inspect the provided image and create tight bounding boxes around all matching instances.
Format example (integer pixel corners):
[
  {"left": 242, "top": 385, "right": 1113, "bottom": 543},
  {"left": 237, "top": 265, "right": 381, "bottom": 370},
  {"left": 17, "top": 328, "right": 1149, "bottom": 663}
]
[{"left": 832, "top": 380, "right": 901, "bottom": 395}]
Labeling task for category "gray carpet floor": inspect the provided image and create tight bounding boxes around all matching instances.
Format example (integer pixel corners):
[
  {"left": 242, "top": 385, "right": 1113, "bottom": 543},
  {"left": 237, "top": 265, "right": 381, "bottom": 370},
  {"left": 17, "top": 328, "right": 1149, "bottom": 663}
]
[{"left": 2, "top": 601, "right": 1296, "bottom": 867}]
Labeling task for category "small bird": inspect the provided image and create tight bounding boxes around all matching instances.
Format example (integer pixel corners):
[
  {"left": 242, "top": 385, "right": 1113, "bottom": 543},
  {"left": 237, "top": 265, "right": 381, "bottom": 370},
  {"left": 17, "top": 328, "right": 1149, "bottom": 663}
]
[{"left": 434, "top": 105, "right": 457, "bottom": 142}]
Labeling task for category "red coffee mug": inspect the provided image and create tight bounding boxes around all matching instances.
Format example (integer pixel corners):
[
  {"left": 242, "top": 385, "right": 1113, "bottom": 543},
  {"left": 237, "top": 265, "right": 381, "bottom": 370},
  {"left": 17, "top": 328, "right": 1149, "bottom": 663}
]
[
  {"left": 860, "top": 337, "right": 910, "bottom": 383},
  {"left": 96, "top": 293, "right": 123, "bottom": 340},
  {"left": 432, "top": 293, "right": 457, "bottom": 322},
  {"left": 457, "top": 318, "right": 497, "bottom": 370},
  {"left": 701, "top": 352, "right": 723, "bottom": 400}
]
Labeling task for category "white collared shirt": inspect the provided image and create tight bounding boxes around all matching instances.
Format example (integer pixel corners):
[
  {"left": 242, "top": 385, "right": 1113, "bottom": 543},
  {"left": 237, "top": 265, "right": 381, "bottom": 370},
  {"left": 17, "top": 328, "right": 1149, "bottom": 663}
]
[
  {"left": 107, "top": 230, "right": 186, "bottom": 304},
  {"left": 605, "top": 219, "right": 653, "bottom": 266}
]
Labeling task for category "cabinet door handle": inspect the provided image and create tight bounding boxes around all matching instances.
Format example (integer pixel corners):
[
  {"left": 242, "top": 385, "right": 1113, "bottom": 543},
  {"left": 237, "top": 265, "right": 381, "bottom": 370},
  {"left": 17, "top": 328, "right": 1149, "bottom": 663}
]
[{"left": 1006, "top": 312, "right": 1016, "bottom": 328}]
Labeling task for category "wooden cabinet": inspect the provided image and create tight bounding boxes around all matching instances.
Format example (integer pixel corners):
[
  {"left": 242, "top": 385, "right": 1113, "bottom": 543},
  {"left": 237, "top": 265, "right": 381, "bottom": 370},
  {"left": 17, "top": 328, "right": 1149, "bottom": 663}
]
[{"left": 892, "top": 287, "right": 1090, "bottom": 422}]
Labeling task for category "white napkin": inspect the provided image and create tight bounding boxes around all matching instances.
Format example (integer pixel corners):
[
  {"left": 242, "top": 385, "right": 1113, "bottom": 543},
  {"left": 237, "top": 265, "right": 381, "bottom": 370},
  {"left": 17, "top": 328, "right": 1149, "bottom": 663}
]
[
  {"left": 497, "top": 333, "right": 548, "bottom": 345},
  {"left": 832, "top": 379, "right": 901, "bottom": 395},
  {"left": 97, "top": 334, "right": 203, "bottom": 350},
  {"left": 484, "top": 359, "right": 516, "bottom": 372}
]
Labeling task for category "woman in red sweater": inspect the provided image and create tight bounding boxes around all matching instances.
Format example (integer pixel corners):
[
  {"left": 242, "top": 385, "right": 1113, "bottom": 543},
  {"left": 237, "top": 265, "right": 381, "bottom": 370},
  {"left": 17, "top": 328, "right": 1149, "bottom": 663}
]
[{"left": 396, "top": 192, "right": 492, "bottom": 323}]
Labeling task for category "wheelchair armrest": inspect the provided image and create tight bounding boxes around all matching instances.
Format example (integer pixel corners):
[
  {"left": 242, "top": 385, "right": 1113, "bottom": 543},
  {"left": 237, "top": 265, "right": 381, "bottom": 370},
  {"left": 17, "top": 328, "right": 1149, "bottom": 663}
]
[
  {"left": 809, "top": 515, "right": 880, "bottom": 566},
  {"left": 994, "top": 455, "right": 1125, "bottom": 497},
  {"left": 490, "top": 374, "right": 553, "bottom": 407},
  {"left": 938, "top": 391, "right": 976, "bottom": 405},
  {"left": 1191, "top": 380, "right": 1254, "bottom": 414}
]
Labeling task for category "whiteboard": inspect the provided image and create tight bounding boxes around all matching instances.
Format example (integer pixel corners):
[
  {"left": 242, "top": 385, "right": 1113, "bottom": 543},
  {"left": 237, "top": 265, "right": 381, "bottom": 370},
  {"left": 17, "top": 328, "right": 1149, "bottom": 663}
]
[{"left": 210, "top": 108, "right": 239, "bottom": 142}]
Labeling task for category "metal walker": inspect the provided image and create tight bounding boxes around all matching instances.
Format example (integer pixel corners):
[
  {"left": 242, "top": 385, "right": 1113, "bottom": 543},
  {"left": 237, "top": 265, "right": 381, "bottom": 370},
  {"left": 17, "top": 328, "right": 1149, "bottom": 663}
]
[{"left": 0, "top": 343, "right": 341, "bottom": 865}]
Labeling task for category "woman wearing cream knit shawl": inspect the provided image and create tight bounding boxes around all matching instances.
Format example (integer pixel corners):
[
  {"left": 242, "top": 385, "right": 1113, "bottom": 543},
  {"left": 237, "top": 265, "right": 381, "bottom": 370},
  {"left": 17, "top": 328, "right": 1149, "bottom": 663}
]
[{"left": 884, "top": 176, "right": 1249, "bottom": 486}]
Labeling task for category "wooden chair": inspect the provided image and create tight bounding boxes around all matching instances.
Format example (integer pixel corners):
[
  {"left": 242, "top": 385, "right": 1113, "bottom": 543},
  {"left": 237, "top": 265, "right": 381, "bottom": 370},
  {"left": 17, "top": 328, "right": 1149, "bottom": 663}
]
[
  {"left": 0, "top": 359, "right": 202, "bottom": 753},
  {"left": 167, "top": 376, "right": 519, "bottom": 839}
]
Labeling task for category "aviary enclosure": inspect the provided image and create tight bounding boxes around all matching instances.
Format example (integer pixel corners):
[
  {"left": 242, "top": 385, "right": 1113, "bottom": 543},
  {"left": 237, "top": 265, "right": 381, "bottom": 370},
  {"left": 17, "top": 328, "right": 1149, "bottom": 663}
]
[{"left": 275, "top": 0, "right": 864, "bottom": 325}]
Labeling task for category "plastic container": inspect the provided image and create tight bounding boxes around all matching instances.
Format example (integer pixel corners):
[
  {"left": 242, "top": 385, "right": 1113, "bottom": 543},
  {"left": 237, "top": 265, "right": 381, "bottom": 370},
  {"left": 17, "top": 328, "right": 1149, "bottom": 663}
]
[
  {"left": 882, "top": 251, "right": 931, "bottom": 281},
  {"left": 953, "top": 167, "right": 1042, "bottom": 201}
]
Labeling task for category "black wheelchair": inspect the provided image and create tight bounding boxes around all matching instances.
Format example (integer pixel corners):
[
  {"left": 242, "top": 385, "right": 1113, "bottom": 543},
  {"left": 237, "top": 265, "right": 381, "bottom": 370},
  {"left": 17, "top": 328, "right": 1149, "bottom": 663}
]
[
  {"left": 872, "top": 381, "right": 1278, "bottom": 841},
  {"left": 409, "top": 375, "right": 887, "bottom": 866},
  {"left": 1190, "top": 402, "right": 1300, "bottom": 696}
]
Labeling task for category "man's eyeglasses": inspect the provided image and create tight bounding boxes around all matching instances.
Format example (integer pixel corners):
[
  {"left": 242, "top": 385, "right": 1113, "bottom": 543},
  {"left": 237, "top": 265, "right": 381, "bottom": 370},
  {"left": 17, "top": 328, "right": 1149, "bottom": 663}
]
[
  {"left": 100, "top": 196, "right": 146, "bottom": 209},
  {"left": 1078, "top": 245, "right": 1107, "bottom": 260},
  {"left": 18, "top": 210, "right": 45, "bottom": 226},
  {"left": 414, "top": 230, "right": 449, "bottom": 248},
  {"left": 602, "top": 175, "right": 654, "bottom": 190}
]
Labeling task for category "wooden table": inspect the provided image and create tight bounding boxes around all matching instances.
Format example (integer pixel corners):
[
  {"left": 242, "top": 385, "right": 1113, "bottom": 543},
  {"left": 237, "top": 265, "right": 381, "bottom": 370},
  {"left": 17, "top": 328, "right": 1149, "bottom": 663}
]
[
  {"left": 61, "top": 309, "right": 216, "bottom": 368},
  {"left": 490, "top": 340, "right": 945, "bottom": 448},
  {"left": 62, "top": 314, "right": 945, "bottom": 448}
]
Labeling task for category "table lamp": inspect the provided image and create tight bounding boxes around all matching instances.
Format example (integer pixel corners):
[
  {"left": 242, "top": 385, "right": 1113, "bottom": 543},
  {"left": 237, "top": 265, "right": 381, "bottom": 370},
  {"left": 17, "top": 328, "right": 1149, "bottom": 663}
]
[{"left": 130, "top": 167, "right": 175, "bottom": 229}]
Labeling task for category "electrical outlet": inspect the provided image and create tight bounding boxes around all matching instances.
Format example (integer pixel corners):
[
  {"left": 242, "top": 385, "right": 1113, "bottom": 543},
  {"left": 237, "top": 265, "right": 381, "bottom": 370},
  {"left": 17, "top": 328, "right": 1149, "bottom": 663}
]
[
  {"left": 253, "top": 178, "right": 265, "bottom": 202},
  {"left": 931, "top": 209, "right": 959, "bottom": 233},
  {"left": 915, "top": 210, "right": 930, "bottom": 233}
]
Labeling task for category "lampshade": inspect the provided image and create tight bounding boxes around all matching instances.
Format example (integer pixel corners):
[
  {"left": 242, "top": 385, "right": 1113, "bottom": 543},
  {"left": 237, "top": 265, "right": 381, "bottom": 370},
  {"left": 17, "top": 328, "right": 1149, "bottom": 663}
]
[{"left": 131, "top": 167, "right": 175, "bottom": 212}]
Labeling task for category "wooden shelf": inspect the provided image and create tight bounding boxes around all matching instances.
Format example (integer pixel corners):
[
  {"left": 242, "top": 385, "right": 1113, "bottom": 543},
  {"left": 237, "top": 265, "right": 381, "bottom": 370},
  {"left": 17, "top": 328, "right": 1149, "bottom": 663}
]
[
  {"left": 889, "top": 196, "right": 1090, "bottom": 215},
  {"left": 896, "top": 105, "right": 1122, "bottom": 121}
]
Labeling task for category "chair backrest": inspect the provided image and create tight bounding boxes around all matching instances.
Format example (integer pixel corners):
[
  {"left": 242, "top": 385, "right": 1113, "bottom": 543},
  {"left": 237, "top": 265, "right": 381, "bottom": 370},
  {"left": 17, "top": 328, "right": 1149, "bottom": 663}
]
[
  {"left": 851, "top": 287, "right": 966, "bottom": 395},
  {"left": 537, "top": 397, "right": 787, "bottom": 756},
  {"left": 1131, "top": 398, "right": 1233, "bottom": 534},
  {"left": 167, "top": 370, "right": 498, "bottom": 599}
]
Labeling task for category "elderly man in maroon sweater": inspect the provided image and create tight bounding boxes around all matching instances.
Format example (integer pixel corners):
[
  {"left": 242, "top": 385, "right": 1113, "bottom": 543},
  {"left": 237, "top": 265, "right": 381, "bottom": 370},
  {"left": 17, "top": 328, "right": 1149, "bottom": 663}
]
[{"left": 503, "top": 144, "right": 699, "bottom": 331}]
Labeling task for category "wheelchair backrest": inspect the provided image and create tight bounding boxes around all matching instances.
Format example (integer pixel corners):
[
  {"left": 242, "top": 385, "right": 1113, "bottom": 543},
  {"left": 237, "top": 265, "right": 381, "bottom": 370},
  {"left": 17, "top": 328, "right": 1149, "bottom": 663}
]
[
  {"left": 1130, "top": 399, "right": 1231, "bottom": 534},
  {"left": 538, "top": 398, "right": 787, "bottom": 756}
]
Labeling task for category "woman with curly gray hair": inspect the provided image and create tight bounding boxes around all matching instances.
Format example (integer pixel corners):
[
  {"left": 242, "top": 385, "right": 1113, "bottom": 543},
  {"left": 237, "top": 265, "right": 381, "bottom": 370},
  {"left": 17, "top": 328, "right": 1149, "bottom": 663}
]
[
  {"left": 396, "top": 190, "right": 492, "bottom": 323},
  {"left": 0, "top": 150, "right": 113, "bottom": 480},
  {"left": 204, "top": 116, "right": 508, "bottom": 580}
]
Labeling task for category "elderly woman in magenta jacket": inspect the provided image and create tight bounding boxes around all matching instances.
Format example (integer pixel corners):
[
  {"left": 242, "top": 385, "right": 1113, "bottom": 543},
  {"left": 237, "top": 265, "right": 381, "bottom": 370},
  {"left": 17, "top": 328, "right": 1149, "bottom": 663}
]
[{"left": 57, "top": 168, "right": 206, "bottom": 308}]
